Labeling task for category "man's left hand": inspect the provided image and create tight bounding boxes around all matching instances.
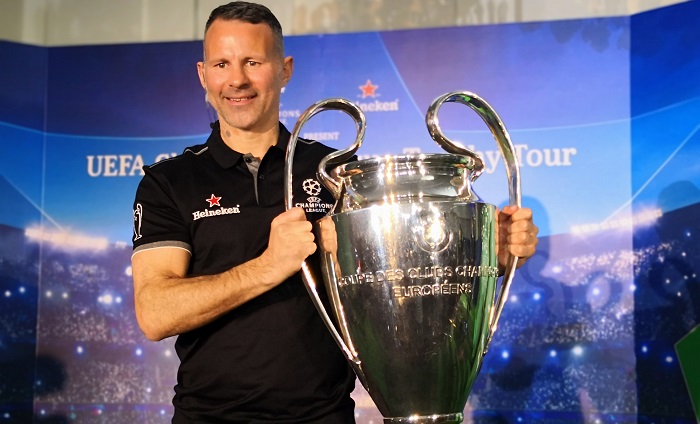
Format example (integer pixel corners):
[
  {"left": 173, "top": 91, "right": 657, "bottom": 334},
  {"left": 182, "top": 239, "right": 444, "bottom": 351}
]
[{"left": 497, "top": 205, "right": 539, "bottom": 269}]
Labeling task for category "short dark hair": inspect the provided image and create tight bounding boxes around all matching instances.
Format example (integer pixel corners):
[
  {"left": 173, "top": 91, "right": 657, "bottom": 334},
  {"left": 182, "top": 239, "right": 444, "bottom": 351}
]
[{"left": 204, "top": 2, "right": 284, "bottom": 58}]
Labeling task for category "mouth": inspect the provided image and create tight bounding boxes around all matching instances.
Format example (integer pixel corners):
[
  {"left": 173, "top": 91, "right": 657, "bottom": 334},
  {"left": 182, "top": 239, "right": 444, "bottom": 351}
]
[{"left": 225, "top": 95, "right": 255, "bottom": 103}]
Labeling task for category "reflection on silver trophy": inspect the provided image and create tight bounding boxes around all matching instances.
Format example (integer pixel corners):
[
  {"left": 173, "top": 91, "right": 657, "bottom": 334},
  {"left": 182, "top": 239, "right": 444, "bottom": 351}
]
[{"left": 285, "top": 91, "right": 521, "bottom": 424}]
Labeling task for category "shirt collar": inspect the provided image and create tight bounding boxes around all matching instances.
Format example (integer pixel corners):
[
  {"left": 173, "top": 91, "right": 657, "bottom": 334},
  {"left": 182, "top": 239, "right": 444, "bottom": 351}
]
[{"left": 207, "top": 121, "right": 291, "bottom": 169}]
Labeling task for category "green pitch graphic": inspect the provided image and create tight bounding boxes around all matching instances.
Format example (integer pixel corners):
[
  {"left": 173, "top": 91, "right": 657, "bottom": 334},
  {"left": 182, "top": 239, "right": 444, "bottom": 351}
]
[{"left": 676, "top": 325, "right": 700, "bottom": 422}]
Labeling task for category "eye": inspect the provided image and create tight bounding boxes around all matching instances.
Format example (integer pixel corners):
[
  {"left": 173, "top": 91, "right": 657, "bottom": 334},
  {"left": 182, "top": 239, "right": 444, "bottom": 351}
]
[
  {"left": 246, "top": 60, "right": 260, "bottom": 67},
  {"left": 214, "top": 62, "right": 227, "bottom": 69}
]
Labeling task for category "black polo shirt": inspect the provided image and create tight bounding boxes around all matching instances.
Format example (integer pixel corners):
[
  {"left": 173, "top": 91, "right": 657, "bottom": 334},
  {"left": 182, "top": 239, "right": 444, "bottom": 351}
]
[{"left": 132, "top": 122, "right": 356, "bottom": 423}]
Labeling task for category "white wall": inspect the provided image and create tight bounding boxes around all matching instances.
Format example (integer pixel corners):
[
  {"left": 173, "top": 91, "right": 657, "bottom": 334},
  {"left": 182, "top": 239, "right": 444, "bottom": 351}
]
[{"left": 0, "top": 0, "right": 688, "bottom": 46}]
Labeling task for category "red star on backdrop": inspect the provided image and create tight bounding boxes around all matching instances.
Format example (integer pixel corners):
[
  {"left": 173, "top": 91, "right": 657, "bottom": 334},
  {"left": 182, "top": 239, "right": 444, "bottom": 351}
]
[
  {"left": 206, "top": 194, "right": 222, "bottom": 207},
  {"left": 359, "top": 80, "right": 378, "bottom": 98}
]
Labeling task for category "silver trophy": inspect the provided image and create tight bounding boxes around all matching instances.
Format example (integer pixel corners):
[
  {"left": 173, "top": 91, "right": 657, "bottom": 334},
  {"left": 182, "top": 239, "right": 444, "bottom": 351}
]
[{"left": 285, "top": 92, "right": 521, "bottom": 424}]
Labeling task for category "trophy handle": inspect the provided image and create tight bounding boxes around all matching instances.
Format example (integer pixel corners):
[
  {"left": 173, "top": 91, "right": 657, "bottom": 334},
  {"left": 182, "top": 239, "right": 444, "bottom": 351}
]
[
  {"left": 425, "top": 91, "right": 522, "bottom": 352},
  {"left": 284, "top": 98, "right": 367, "bottom": 376}
]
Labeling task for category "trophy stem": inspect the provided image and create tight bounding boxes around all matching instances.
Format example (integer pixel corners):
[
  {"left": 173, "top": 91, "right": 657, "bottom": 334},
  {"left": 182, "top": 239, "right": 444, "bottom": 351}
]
[{"left": 383, "top": 413, "right": 463, "bottom": 423}]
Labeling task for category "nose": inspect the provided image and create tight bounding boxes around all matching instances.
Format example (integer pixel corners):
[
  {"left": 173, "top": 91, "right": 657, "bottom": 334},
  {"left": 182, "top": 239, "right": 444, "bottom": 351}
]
[{"left": 227, "top": 63, "right": 250, "bottom": 89}]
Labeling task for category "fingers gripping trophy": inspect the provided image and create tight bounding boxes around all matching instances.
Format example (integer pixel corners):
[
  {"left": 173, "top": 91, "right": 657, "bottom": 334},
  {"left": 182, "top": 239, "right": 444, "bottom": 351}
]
[{"left": 285, "top": 91, "right": 521, "bottom": 424}]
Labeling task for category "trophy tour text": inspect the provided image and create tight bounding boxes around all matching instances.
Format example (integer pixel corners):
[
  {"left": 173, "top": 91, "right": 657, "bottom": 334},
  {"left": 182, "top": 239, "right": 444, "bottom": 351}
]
[{"left": 85, "top": 143, "right": 576, "bottom": 177}]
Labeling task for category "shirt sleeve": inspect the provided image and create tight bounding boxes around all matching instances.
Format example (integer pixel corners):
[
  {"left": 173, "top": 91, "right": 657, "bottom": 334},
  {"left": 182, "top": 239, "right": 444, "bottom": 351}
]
[{"left": 132, "top": 168, "right": 192, "bottom": 256}]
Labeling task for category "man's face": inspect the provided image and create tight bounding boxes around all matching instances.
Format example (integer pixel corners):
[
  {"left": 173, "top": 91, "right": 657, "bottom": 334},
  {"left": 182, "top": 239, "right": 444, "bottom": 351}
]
[{"left": 197, "top": 19, "right": 292, "bottom": 135}]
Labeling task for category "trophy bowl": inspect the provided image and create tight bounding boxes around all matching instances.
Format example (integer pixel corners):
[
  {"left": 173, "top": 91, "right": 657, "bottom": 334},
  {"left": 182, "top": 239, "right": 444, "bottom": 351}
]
[{"left": 285, "top": 92, "right": 521, "bottom": 423}]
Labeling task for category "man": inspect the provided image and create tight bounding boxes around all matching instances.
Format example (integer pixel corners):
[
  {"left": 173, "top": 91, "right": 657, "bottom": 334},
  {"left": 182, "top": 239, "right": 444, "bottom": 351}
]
[{"left": 131, "top": 2, "right": 539, "bottom": 423}]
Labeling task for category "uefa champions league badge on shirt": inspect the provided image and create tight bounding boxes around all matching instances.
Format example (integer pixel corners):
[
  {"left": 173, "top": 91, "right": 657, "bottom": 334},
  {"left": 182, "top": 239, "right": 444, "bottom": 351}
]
[{"left": 297, "top": 179, "right": 334, "bottom": 213}]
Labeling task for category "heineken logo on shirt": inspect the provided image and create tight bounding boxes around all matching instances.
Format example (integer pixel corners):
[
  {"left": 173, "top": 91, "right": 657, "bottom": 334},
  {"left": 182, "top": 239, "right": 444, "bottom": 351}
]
[{"left": 193, "top": 194, "right": 241, "bottom": 221}]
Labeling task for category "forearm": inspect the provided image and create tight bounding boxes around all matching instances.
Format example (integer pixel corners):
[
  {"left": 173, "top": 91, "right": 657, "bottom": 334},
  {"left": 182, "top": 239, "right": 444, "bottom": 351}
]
[
  {"left": 132, "top": 208, "right": 316, "bottom": 341},
  {"left": 134, "top": 254, "right": 281, "bottom": 341}
]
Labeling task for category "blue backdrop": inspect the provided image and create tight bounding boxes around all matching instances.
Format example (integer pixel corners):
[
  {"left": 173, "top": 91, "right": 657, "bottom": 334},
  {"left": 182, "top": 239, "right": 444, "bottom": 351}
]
[{"left": 1, "top": 2, "right": 699, "bottom": 422}]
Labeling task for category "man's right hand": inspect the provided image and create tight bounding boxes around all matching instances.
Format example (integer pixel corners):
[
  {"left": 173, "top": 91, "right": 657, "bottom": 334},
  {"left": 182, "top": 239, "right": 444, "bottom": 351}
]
[{"left": 260, "top": 207, "right": 317, "bottom": 282}]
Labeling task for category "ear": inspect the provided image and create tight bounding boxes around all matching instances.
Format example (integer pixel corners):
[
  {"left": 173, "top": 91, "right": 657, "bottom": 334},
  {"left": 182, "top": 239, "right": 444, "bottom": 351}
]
[
  {"left": 281, "top": 56, "right": 294, "bottom": 86},
  {"left": 197, "top": 62, "right": 207, "bottom": 89}
]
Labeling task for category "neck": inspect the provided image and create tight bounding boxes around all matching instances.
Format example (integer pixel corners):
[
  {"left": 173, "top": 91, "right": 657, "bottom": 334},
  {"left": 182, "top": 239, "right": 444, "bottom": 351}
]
[{"left": 219, "top": 121, "right": 279, "bottom": 158}]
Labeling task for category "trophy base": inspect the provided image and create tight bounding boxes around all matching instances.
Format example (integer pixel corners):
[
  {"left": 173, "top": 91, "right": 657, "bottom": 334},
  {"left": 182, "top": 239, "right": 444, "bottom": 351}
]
[{"left": 384, "top": 413, "right": 463, "bottom": 423}]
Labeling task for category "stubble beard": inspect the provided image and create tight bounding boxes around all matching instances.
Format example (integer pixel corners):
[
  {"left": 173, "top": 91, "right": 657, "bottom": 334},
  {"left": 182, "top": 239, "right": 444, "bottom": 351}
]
[{"left": 212, "top": 97, "right": 259, "bottom": 132}]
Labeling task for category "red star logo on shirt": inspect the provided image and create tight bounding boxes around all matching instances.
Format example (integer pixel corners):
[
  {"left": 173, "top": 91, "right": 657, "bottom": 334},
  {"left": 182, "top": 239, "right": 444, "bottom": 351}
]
[
  {"left": 359, "top": 80, "right": 378, "bottom": 98},
  {"left": 206, "top": 194, "right": 221, "bottom": 207}
]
